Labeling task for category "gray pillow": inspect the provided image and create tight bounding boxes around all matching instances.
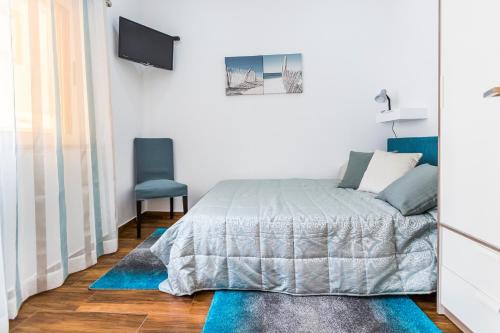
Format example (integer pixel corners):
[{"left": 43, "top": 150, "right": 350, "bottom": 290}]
[
  {"left": 376, "top": 164, "right": 437, "bottom": 216},
  {"left": 338, "top": 151, "right": 374, "bottom": 189}
]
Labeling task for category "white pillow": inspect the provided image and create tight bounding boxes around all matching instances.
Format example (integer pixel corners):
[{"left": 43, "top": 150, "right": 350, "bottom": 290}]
[
  {"left": 338, "top": 161, "right": 348, "bottom": 180},
  {"left": 357, "top": 150, "right": 422, "bottom": 193}
]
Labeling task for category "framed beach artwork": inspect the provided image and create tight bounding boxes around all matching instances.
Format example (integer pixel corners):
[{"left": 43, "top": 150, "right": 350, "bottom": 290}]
[{"left": 225, "top": 53, "right": 303, "bottom": 96}]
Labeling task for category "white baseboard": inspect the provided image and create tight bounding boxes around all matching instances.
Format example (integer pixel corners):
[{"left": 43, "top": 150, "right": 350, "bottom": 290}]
[
  {"left": 441, "top": 306, "right": 473, "bottom": 333},
  {"left": 118, "top": 215, "right": 136, "bottom": 229}
]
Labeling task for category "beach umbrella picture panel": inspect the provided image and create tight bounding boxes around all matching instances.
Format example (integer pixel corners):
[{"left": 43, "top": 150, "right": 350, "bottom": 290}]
[
  {"left": 225, "top": 53, "right": 303, "bottom": 96},
  {"left": 263, "top": 53, "right": 303, "bottom": 94},
  {"left": 225, "top": 56, "right": 264, "bottom": 96}
]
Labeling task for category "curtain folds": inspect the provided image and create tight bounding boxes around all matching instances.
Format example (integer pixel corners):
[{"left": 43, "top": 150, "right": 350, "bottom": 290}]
[{"left": 0, "top": 0, "right": 117, "bottom": 329}]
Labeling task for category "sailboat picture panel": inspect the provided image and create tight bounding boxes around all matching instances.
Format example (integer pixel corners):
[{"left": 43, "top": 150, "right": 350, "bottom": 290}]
[
  {"left": 263, "top": 53, "right": 303, "bottom": 94},
  {"left": 225, "top": 56, "right": 264, "bottom": 96}
]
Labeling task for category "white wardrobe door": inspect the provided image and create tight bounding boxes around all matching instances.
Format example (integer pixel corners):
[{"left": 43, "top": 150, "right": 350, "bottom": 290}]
[{"left": 440, "top": 0, "right": 500, "bottom": 248}]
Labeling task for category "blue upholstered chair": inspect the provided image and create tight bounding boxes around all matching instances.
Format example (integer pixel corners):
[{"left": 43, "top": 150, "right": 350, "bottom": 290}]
[{"left": 134, "top": 138, "right": 188, "bottom": 238}]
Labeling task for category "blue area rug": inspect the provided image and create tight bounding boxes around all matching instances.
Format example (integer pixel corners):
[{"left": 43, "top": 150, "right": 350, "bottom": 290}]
[
  {"left": 202, "top": 291, "right": 440, "bottom": 333},
  {"left": 90, "top": 228, "right": 440, "bottom": 332},
  {"left": 89, "top": 228, "right": 167, "bottom": 290}
]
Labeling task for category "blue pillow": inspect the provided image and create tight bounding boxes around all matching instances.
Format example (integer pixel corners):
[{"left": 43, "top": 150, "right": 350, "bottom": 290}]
[
  {"left": 376, "top": 164, "right": 437, "bottom": 216},
  {"left": 338, "top": 151, "right": 374, "bottom": 189}
]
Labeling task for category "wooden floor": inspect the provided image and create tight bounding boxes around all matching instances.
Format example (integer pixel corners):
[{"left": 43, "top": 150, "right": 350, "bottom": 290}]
[{"left": 10, "top": 214, "right": 460, "bottom": 332}]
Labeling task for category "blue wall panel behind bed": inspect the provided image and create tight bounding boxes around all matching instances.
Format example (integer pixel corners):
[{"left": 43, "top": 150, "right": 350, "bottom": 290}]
[{"left": 387, "top": 136, "right": 438, "bottom": 166}]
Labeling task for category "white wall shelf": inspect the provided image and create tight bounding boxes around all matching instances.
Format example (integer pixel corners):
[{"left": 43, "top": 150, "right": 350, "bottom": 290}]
[{"left": 375, "top": 108, "right": 427, "bottom": 123}]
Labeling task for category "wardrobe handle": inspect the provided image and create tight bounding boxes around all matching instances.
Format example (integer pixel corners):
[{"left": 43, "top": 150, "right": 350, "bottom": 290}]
[
  {"left": 475, "top": 290, "right": 500, "bottom": 314},
  {"left": 483, "top": 87, "right": 500, "bottom": 98}
]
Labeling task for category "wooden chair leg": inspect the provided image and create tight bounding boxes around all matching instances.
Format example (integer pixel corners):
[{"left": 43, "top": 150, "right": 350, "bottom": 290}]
[
  {"left": 136, "top": 200, "right": 142, "bottom": 239},
  {"left": 182, "top": 196, "right": 188, "bottom": 214},
  {"left": 169, "top": 197, "right": 174, "bottom": 219}
]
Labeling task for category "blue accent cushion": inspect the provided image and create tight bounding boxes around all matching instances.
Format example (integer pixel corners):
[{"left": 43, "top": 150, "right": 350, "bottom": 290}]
[
  {"left": 338, "top": 151, "right": 374, "bottom": 189},
  {"left": 135, "top": 179, "right": 187, "bottom": 200},
  {"left": 387, "top": 137, "right": 438, "bottom": 166},
  {"left": 376, "top": 164, "right": 437, "bottom": 216}
]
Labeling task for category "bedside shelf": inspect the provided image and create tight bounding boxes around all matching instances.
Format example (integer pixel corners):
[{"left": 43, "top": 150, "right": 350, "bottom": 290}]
[{"left": 376, "top": 108, "right": 427, "bottom": 123}]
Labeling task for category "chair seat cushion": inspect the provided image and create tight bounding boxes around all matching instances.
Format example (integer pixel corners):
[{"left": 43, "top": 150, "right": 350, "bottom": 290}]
[{"left": 135, "top": 179, "right": 187, "bottom": 199}]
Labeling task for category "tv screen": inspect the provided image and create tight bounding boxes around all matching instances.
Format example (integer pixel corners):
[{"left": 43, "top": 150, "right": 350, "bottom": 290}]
[{"left": 118, "top": 17, "right": 175, "bottom": 70}]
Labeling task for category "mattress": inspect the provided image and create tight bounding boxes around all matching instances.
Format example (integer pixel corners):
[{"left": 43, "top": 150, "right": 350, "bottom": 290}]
[{"left": 151, "top": 179, "right": 437, "bottom": 296}]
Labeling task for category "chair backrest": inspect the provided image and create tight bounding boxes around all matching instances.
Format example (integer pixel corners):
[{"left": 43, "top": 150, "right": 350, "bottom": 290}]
[{"left": 134, "top": 138, "right": 174, "bottom": 184}]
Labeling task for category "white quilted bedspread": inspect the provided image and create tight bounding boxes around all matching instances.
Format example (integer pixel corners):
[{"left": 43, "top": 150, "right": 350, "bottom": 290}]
[{"left": 151, "top": 179, "right": 437, "bottom": 296}]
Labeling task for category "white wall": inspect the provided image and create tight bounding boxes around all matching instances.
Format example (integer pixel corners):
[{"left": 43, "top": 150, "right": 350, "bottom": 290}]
[
  {"left": 107, "top": 0, "right": 439, "bottom": 214},
  {"left": 106, "top": 1, "right": 145, "bottom": 226},
  {"left": 385, "top": 0, "right": 439, "bottom": 137}
]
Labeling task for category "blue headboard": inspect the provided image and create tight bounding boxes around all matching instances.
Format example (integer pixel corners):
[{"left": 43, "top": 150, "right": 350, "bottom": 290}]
[{"left": 387, "top": 136, "right": 438, "bottom": 166}]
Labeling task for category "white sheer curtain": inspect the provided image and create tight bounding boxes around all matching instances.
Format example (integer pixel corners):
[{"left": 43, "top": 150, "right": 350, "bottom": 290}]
[{"left": 0, "top": 0, "right": 117, "bottom": 329}]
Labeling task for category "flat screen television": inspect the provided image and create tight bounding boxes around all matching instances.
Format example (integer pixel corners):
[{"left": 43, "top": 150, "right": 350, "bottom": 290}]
[{"left": 118, "top": 17, "right": 177, "bottom": 70}]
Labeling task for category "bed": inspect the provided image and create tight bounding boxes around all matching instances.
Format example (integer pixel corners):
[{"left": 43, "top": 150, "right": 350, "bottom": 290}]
[{"left": 151, "top": 137, "right": 438, "bottom": 296}]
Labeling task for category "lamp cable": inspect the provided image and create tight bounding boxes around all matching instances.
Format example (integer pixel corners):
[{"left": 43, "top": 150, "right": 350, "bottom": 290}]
[{"left": 392, "top": 121, "right": 398, "bottom": 138}]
